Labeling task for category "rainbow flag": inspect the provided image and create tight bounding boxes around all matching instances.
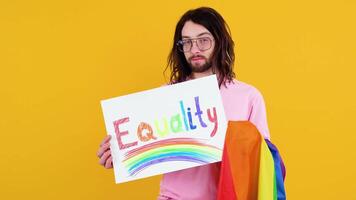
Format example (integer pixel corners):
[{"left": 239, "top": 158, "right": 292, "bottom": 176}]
[{"left": 217, "top": 121, "right": 286, "bottom": 200}]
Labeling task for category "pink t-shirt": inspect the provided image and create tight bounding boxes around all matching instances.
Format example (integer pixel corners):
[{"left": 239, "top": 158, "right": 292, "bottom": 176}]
[{"left": 158, "top": 79, "right": 270, "bottom": 200}]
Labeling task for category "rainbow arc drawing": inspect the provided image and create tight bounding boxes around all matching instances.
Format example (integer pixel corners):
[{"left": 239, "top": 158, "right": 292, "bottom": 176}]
[{"left": 123, "top": 138, "right": 222, "bottom": 176}]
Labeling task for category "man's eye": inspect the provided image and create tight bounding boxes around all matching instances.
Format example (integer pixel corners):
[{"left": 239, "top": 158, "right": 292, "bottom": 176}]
[
  {"left": 182, "top": 40, "right": 191, "bottom": 45},
  {"left": 199, "top": 38, "right": 210, "bottom": 43}
]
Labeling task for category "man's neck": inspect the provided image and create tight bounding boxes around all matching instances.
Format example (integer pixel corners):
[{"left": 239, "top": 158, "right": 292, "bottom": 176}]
[{"left": 191, "top": 68, "right": 214, "bottom": 80}]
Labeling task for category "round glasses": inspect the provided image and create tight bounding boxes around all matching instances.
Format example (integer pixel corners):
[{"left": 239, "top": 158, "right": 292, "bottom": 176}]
[{"left": 177, "top": 37, "right": 214, "bottom": 52}]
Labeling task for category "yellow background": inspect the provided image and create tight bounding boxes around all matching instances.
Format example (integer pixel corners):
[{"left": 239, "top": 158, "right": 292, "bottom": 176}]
[{"left": 1, "top": 0, "right": 355, "bottom": 199}]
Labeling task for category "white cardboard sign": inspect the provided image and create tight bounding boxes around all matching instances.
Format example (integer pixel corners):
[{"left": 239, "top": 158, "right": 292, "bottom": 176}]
[{"left": 101, "top": 75, "right": 227, "bottom": 183}]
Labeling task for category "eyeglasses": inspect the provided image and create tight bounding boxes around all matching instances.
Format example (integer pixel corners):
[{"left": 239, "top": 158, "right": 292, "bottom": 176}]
[{"left": 177, "top": 37, "right": 214, "bottom": 52}]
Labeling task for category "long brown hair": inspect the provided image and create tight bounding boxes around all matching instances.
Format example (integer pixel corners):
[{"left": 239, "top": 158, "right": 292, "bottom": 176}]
[{"left": 165, "top": 7, "right": 236, "bottom": 87}]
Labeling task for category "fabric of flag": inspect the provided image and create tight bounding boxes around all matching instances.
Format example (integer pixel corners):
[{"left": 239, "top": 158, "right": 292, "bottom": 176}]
[
  {"left": 217, "top": 121, "right": 286, "bottom": 200},
  {"left": 265, "top": 140, "right": 286, "bottom": 200}
]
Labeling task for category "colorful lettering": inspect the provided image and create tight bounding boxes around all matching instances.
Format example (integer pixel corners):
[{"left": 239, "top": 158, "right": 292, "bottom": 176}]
[
  {"left": 194, "top": 96, "right": 207, "bottom": 128},
  {"left": 113, "top": 117, "right": 138, "bottom": 150},
  {"left": 112, "top": 96, "right": 221, "bottom": 150},
  {"left": 137, "top": 122, "right": 156, "bottom": 142},
  {"left": 207, "top": 107, "right": 218, "bottom": 137},
  {"left": 170, "top": 114, "right": 184, "bottom": 133},
  {"left": 155, "top": 117, "right": 170, "bottom": 137}
]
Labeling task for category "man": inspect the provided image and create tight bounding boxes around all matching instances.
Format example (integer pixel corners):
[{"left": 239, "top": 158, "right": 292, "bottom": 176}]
[{"left": 97, "top": 7, "right": 270, "bottom": 200}]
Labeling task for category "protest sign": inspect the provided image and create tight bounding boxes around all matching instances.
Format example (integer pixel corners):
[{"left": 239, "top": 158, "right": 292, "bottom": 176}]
[{"left": 101, "top": 75, "right": 227, "bottom": 183}]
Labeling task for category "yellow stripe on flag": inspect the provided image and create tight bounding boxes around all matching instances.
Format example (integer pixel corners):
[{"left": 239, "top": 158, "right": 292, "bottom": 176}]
[{"left": 258, "top": 136, "right": 275, "bottom": 200}]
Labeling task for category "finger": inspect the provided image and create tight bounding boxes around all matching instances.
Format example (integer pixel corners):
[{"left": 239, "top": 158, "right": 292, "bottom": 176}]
[
  {"left": 105, "top": 156, "right": 113, "bottom": 169},
  {"left": 97, "top": 142, "right": 111, "bottom": 158},
  {"left": 99, "top": 150, "right": 111, "bottom": 166},
  {"left": 100, "top": 135, "right": 112, "bottom": 147}
]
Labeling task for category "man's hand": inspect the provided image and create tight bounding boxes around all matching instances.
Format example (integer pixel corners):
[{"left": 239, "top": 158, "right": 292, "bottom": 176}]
[{"left": 97, "top": 135, "right": 113, "bottom": 169}]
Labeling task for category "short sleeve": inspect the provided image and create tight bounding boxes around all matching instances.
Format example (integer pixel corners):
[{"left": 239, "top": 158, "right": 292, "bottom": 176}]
[{"left": 248, "top": 89, "right": 271, "bottom": 140}]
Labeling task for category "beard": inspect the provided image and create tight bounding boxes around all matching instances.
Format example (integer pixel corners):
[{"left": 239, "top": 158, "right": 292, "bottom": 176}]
[{"left": 188, "top": 55, "right": 212, "bottom": 73}]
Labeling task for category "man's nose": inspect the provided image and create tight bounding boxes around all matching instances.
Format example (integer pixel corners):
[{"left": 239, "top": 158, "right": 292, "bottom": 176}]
[{"left": 190, "top": 41, "right": 201, "bottom": 54}]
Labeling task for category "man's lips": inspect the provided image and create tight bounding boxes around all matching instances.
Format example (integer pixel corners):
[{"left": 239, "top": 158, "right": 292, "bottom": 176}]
[{"left": 190, "top": 56, "right": 205, "bottom": 61}]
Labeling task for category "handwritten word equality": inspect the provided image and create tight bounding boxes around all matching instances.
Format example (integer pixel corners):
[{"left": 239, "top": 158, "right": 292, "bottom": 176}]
[{"left": 113, "top": 96, "right": 219, "bottom": 150}]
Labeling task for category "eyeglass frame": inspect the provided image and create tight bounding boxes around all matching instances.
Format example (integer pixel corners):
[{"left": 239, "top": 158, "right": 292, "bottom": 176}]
[{"left": 176, "top": 36, "right": 215, "bottom": 53}]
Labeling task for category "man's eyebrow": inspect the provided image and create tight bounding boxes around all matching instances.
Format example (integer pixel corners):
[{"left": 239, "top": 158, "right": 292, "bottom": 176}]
[{"left": 182, "top": 32, "right": 212, "bottom": 39}]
